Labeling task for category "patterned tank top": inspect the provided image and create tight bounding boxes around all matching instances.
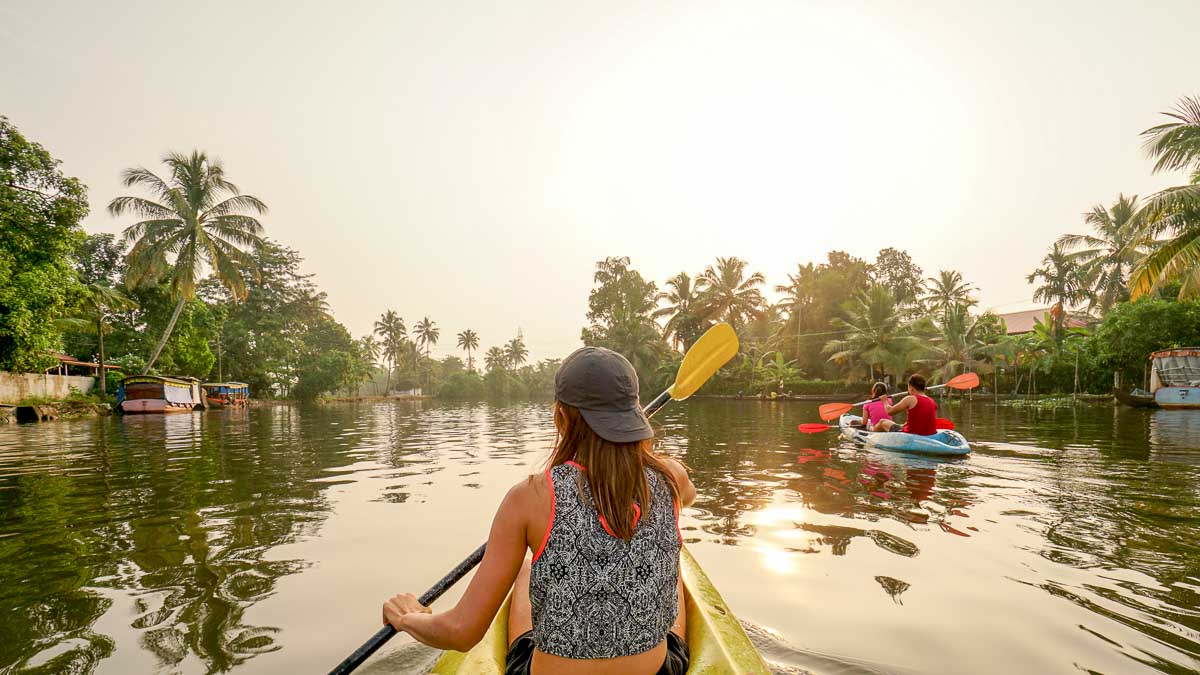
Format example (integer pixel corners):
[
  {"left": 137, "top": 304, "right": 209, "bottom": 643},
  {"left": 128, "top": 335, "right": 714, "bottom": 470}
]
[{"left": 529, "top": 461, "right": 682, "bottom": 659}]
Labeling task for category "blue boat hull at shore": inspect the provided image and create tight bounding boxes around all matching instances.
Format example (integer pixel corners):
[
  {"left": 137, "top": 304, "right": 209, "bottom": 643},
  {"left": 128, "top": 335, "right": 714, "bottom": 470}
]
[
  {"left": 1154, "top": 387, "right": 1200, "bottom": 409},
  {"left": 839, "top": 414, "right": 971, "bottom": 456}
]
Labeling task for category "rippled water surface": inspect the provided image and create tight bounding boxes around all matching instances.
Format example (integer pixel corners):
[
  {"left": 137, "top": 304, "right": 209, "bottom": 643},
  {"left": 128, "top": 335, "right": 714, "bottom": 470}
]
[{"left": 2, "top": 399, "right": 1198, "bottom": 674}]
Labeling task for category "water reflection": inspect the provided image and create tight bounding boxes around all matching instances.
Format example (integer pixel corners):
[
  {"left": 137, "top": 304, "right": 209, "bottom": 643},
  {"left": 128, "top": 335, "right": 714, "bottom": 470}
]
[
  {"left": 0, "top": 406, "right": 373, "bottom": 673},
  {"left": 1, "top": 400, "right": 1198, "bottom": 674}
]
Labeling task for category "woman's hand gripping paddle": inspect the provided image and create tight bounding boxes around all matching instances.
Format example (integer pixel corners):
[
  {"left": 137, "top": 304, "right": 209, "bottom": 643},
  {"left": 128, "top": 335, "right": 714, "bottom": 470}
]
[
  {"left": 329, "top": 323, "right": 740, "bottom": 674},
  {"left": 816, "top": 372, "right": 980, "bottom": 422}
]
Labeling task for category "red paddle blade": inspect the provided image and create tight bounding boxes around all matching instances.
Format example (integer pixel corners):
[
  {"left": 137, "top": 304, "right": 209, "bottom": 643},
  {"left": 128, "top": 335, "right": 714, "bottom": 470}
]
[
  {"left": 818, "top": 402, "right": 854, "bottom": 421},
  {"left": 935, "top": 418, "right": 955, "bottom": 430},
  {"left": 798, "top": 423, "right": 833, "bottom": 434},
  {"left": 944, "top": 372, "right": 980, "bottom": 390}
]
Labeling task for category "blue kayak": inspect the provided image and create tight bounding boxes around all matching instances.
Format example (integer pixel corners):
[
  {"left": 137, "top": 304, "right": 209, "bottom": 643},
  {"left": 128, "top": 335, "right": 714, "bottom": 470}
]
[{"left": 839, "top": 414, "right": 971, "bottom": 456}]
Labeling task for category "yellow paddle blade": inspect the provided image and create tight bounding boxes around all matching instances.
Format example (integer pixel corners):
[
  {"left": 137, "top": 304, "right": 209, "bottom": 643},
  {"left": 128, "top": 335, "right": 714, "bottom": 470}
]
[
  {"left": 671, "top": 323, "right": 739, "bottom": 401},
  {"left": 944, "top": 372, "right": 980, "bottom": 390},
  {"left": 818, "top": 402, "right": 855, "bottom": 422}
]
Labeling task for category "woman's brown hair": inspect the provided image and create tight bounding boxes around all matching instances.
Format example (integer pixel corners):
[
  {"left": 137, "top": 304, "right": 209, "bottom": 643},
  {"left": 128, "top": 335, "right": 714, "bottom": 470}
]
[{"left": 547, "top": 401, "right": 681, "bottom": 541}]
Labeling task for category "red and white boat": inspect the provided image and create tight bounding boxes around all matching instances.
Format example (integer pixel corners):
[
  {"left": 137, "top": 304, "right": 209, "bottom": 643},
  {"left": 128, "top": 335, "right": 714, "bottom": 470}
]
[{"left": 117, "top": 375, "right": 205, "bottom": 414}]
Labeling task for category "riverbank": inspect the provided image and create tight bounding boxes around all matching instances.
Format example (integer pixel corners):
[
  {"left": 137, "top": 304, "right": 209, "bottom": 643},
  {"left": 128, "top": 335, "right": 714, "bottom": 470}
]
[
  {"left": 4, "top": 392, "right": 114, "bottom": 423},
  {"left": 326, "top": 394, "right": 433, "bottom": 403}
]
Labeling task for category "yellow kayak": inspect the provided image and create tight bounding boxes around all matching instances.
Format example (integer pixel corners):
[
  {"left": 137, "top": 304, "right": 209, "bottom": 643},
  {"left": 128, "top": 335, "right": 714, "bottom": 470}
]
[{"left": 430, "top": 547, "right": 769, "bottom": 674}]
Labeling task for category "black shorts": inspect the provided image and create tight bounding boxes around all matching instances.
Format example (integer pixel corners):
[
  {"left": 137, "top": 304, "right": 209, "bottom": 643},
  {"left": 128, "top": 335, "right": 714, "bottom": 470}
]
[{"left": 504, "top": 631, "right": 689, "bottom": 675}]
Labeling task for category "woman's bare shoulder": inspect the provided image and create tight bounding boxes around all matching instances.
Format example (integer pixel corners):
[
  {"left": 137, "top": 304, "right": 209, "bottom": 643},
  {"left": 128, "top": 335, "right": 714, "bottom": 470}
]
[{"left": 506, "top": 471, "right": 552, "bottom": 506}]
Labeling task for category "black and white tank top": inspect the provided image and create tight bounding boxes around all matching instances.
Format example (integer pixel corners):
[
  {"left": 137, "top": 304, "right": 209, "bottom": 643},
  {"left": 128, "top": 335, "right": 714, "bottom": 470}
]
[{"left": 529, "top": 461, "right": 682, "bottom": 659}]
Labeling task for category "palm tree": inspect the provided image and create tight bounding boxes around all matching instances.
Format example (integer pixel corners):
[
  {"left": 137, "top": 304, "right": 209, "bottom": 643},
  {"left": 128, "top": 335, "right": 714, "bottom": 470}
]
[
  {"left": 981, "top": 333, "right": 1019, "bottom": 400},
  {"left": 756, "top": 350, "right": 802, "bottom": 393},
  {"left": 358, "top": 335, "right": 381, "bottom": 394},
  {"left": 774, "top": 262, "right": 819, "bottom": 360},
  {"left": 358, "top": 335, "right": 381, "bottom": 364},
  {"left": 1016, "top": 318, "right": 1056, "bottom": 395},
  {"left": 697, "top": 257, "right": 766, "bottom": 327},
  {"left": 456, "top": 329, "right": 480, "bottom": 372},
  {"left": 484, "top": 346, "right": 507, "bottom": 373},
  {"left": 1057, "top": 194, "right": 1144, "bottom": 314},
  {"left": 1027, "top": 242, "right": 1093, "bottom": 341},
  {"left": 822, "top": 285, "right": 920, "bottom": 382},
  {"left": 504, "top": 335, "right": 528, "bottom": 368},
  {"left": 1130, "top": 96, "right": 1200, "bottom": 299},
  {"left": 921, "top": 270, "right": 977, "bottom": 319},
  {"left": 919, "top": 305, "right": 998, "bottom": 384},
  {"left": 654, "top": 272, "right": 705, "bottom": 350},
  {"left": 414, "top": 317, "right": 439, "bottom": 358},
  {"left": 595, "top": 317, "right": 663, "bottom": 381},
  {"left": 109, "top": 151, "right": 267, "bottom": 373},
  {"left": 373, "top": 310, "right": 406, "bottom": 393},
  {"left": 79, "top": 283, "right": 138, "bottom": 394}
]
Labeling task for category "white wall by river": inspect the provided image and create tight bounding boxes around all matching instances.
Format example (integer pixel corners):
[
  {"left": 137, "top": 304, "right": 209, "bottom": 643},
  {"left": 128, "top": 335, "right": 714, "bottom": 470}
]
[{"left": 0, "top": 372, "right": 96, "bottom": 403}]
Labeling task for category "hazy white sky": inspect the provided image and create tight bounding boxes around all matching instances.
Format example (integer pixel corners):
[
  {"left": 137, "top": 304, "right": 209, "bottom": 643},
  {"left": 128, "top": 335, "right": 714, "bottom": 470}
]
[{"left": 3, "top": 0, "right": 1197, "bottom": 360}]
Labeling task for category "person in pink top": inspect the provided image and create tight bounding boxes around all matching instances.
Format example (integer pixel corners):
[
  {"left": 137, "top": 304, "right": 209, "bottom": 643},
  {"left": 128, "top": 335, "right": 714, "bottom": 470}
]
[
  {"left": 877, "top": 373, "right": 938, "bottom": 436},
  {"left": 860, "top": 382, "right": 893, "bottom": 431}
]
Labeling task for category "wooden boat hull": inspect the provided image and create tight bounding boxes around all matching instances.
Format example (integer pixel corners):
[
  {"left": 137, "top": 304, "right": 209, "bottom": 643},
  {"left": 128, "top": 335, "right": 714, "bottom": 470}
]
[
  {"left": 1113, "top": 388, "right": 1158, "bottom": 409},
  {"left": 430, "top": 546, "right": 768, "bottom": 674},
  {"left": 120, "top": 399, "right": 196, "bottom": 414}
]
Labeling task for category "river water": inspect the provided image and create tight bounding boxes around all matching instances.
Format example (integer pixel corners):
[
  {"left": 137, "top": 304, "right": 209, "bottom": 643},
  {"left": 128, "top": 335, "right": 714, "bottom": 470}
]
[{"left": 1, "top": 399, "right": 1198, "bottom": 674}]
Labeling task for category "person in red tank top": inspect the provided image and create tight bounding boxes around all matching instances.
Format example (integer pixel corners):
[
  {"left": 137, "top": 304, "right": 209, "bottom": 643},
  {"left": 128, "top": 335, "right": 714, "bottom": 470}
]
[{"left": 875, "top": 373, "right": 938, "bottom": 436}]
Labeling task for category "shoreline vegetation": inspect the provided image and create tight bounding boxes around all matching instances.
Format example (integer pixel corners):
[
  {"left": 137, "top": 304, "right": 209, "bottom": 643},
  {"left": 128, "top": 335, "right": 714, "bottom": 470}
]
[{"left": 3, "top": 95, "right": 1200, "bottom": 412}]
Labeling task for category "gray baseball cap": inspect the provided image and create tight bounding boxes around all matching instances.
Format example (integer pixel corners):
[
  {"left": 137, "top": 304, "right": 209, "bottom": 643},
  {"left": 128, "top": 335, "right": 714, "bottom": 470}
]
[{"left": 555, "top": 346, "right": 653, "bottom": 443}]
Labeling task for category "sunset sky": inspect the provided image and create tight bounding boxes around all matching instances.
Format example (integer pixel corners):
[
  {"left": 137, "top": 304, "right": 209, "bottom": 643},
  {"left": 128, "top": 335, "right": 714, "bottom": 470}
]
[{"left": 3, "top": 0, "right": 1197, "bottom": 359}]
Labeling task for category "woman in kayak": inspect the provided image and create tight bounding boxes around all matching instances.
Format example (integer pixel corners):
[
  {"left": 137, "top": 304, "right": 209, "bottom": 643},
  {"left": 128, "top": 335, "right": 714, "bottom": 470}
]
[
  {"left": 858, "top": 382, "right": 892, "bottom": 431},
  {"left": 875, "top": 373, "right": 938, "bottom": 435},
  {"left": 382, "top": 346, "right": 697, "bottom": 674}
]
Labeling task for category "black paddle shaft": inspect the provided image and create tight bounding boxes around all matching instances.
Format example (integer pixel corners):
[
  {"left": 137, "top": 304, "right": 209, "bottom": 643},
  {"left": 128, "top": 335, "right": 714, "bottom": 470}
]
[
  {"left": 328, "top": 544, "right": 486, "bottom": 675},
  {"left": 330, "top": 388, "right": 676, "bottom": 674}
]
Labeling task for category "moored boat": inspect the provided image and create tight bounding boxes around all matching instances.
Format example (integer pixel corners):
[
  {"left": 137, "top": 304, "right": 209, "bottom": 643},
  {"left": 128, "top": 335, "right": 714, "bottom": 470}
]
[
  {"left": 1114, "top": 388, "right": 1158, "bottom": 409},
  {"left": 1150, "top": 348, "right": 1200, "bottom": 409},
  {"left": 430, "top": 546, "right": 769, "bottom": 674},
  {"left": 839, "top": 414, "right": 971, "bottom": 456},
  {"left": 201, "top": 382, "right": 249, "bottom": 408},
  {"left": 117, "top": 376, "right": 204, "bottom": 414}
]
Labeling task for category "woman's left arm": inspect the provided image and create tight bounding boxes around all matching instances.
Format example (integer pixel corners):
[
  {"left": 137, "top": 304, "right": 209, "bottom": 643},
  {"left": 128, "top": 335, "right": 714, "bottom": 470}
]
[
  {"left": 382, "top": 481, "right": 532, "bottom": 652},
  {"left": 660, "top": 457, "right": 697, "bottom": 507}
]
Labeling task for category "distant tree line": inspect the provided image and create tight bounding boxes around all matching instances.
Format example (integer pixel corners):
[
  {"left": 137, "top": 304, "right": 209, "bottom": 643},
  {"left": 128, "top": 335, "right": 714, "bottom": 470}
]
[
  {"left": 1, "top": 117, "right": 367, "bottom": 401},
  {"left": 5, "top": 94, "right": 1199, "bottom": 402}
]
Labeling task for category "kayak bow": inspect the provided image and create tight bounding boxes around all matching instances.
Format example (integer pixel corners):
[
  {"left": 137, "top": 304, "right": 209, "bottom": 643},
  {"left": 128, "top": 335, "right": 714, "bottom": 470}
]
[{"left": 430, "top": 547, "right": 769, "bottom": 674}]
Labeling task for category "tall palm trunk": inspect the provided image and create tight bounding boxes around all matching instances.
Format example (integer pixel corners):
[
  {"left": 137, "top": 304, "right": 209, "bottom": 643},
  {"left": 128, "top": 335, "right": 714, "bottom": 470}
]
[
  {"left": 142, "top": 297, "right": 186, "bottom": 374},
  {"left": 97, "top": 313, "right": 107, "bottom": 396}
]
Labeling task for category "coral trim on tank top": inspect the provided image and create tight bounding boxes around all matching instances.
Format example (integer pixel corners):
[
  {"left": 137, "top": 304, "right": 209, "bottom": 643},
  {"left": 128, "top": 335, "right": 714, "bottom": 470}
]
[{"left": 550, "top": 460, "right": 648, "bottom": 541}]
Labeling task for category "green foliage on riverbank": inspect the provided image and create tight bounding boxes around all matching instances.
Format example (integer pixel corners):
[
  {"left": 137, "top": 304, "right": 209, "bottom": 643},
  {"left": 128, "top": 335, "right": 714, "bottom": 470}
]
[
  {"left": 1, "top": 118, "right": 370, "bottom": 402},
  {"left": 0, "top": 117, "right": 88, "bottom": 373}
]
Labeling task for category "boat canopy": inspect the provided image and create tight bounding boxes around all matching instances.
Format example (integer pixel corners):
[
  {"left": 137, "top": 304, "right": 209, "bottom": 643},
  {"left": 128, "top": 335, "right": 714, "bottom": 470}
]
[
  {"left": 1151, "top": 349, "right": 1200, "bottom": 388},
  {"left": 202, "top": 382, "right": 249, "bottom": 394}
]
